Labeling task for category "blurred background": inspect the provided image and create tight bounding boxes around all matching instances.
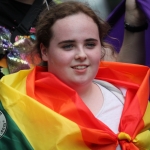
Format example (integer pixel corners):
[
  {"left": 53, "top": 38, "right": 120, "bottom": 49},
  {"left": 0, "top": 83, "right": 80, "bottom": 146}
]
[{"left": 60, "top": 0, "right": 122, "bottom": 19}]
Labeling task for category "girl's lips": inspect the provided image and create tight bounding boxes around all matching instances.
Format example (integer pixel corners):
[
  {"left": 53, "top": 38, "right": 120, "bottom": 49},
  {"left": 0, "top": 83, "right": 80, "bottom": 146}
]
[{"left": 72, "top": 65, "right": 88, "bottom": 70}]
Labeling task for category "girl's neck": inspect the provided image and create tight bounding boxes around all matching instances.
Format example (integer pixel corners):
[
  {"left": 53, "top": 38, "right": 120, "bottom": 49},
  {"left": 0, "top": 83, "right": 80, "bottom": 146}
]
[
  {"left": 76, "top": 82, "right": 94, "bottom": 99},
  {"left": 75, "top": 82, "right": 104, "bottom": 115}
]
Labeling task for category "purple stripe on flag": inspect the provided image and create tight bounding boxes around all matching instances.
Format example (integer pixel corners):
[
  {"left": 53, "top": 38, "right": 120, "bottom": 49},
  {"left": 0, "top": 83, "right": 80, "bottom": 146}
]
[{"left": 105, "top": 0, "right": 150, "bottom": 66}]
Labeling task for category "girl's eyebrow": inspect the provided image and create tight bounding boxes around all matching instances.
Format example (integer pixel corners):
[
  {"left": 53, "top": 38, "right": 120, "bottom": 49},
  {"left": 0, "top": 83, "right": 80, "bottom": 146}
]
[
  {"left": 85, "top": 38, "right": 98, "bottom": 42},
  {"left": 58, "top": 40, "right": 75, "bottom": 45},
  {"left": 58, "top": 38, "right": 98, "bottom": 45}
]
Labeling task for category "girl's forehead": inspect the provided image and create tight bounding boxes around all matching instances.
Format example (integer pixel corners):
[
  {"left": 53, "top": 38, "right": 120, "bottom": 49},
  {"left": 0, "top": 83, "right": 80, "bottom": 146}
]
[
  {"left": 52, "top": 13, "right": 96, "bottom": 31},
  {"left": 50, "top": 13, "right": 100, "bottom": 43}
]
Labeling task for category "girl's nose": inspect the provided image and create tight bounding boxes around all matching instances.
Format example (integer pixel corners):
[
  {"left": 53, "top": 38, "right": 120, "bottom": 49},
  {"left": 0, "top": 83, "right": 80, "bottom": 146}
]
[{"left": 75, "top": 48, "right": 87, "bottom": 61}]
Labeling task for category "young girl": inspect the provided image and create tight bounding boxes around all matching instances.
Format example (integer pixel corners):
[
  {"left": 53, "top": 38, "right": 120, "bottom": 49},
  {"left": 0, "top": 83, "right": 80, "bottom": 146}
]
[{"left": 0, "top": 1, "right": 149, "bottom": 150}]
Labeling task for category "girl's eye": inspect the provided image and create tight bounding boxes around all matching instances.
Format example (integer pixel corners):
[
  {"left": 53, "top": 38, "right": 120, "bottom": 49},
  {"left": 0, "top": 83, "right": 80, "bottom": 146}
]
[
  {"left": 62, "top": 44, "right": 74, "bottom": 50},
  {"left": 86, "top": 43, "right": 96, "bottom": 49}
]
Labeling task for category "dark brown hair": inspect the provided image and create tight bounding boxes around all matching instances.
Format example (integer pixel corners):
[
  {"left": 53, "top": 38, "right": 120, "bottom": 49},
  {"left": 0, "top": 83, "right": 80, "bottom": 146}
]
[{"left": 33, "top": 1, "right": 114, "bottom": 63}]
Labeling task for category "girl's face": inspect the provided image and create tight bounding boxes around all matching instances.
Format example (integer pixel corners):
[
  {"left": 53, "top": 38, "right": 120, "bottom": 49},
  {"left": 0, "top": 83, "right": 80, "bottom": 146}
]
[{"left": 41, "top": 13, "right": 102, "bottom": 89}]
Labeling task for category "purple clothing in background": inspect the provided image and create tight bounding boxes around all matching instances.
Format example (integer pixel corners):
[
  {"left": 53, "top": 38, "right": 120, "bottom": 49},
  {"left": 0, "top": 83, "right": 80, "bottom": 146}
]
[{"left": 105, "top": 0, "right": 150, "bottom": 66}]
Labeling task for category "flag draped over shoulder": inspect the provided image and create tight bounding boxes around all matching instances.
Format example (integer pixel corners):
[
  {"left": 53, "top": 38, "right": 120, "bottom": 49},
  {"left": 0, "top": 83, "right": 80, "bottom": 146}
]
[
  {"left": 0, "top": 61, "right": 150, "bottom": 150},
  {"left": 105, "top": 0, "right": 150, "bottom": 66}
]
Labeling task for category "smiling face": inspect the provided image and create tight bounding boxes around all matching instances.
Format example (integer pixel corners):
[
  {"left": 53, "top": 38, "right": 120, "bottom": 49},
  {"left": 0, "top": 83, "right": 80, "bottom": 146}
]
[{"left": 41, "top": 13, "right": 102, "bottom": 89}]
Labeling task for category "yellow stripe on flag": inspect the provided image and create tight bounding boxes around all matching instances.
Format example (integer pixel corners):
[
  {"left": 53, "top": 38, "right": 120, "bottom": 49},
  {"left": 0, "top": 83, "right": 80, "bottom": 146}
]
[
  {"left": 133, "top": 102, "right": 150, "bottom": 149},
  {"left": 0, "top": 72, "right": 90, "bottom": 150}
]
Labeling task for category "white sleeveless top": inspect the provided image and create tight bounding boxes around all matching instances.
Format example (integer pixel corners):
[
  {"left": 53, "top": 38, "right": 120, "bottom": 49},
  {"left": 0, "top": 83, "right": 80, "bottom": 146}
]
[{"left": 93, "top": 80, "right": 126, "bottom": 150}]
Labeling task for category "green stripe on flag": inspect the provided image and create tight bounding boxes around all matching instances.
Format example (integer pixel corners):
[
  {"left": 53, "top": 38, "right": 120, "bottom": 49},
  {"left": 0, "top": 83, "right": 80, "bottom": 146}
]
[{"left": 0, "top": 102, "right": 33, "bottom": 150}]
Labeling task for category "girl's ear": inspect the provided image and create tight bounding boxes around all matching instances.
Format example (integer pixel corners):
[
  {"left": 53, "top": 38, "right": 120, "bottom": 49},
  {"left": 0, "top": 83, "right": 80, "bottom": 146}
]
[{"left": 40, "top": 43, "right": 48, "bottom": 61}]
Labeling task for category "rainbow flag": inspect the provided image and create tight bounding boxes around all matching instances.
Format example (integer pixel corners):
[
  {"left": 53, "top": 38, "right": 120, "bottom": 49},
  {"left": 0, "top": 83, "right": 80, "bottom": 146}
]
[{"left": 0, "top": 61, "right": 150, "bottom": 150}]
